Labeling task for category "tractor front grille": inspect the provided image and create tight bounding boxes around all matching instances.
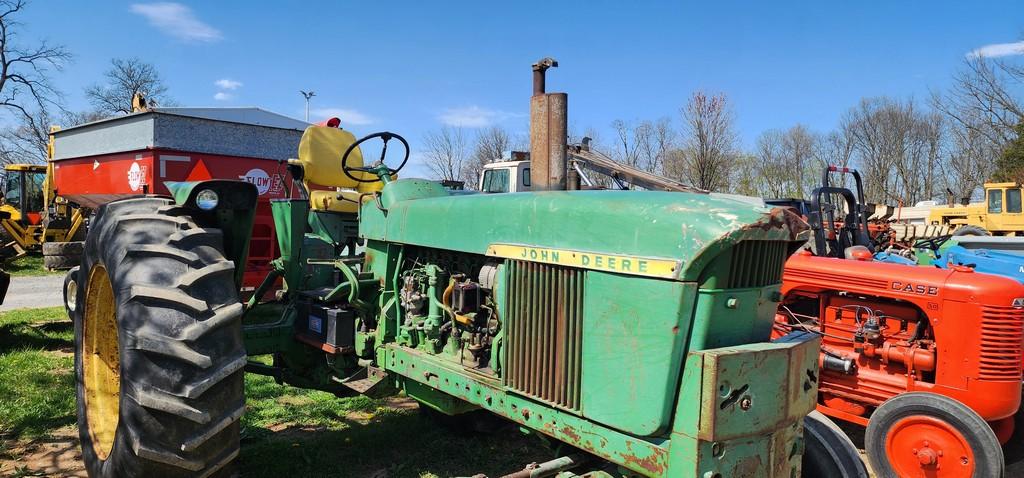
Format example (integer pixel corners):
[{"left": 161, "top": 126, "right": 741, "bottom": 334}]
[
  {"left": 503, "top": 260, "right": 583, "bottom": 411},
  {"left": 978, "top": 305, "right": 1024, "bottom": 381},
  {"left": 726, "top": 240, "right": 788, "bottom": 289}
]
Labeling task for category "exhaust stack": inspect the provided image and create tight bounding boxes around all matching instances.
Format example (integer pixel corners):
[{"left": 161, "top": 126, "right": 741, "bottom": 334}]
[{"left": 530, "top": 57, "right": 568, "bottom": 191}]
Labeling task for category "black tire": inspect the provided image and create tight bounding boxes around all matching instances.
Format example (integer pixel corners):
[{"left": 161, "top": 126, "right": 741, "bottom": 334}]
[
  {"left": 866, "top": 392, "right": 1003, "bottom": 478},
  {"left": 44, "top": 254, "right": 80, "bottom": 270},
  {"left": 43, "top": 240, "right": 84, "bottom": 256},
  {"left": 802, "top": 411, "right": 869, "bottom": 478},
  {"left": 1002, "top": 405, "right": 1024, "bottom": 468},
  {"left": 64, "top": 265, "right": 79, "bottom": 319},
  {"left": 953, "top": 225, "right": 990, "bottom": 237},
  {"left": 75, "top": 197, "right": 244, "bottom": 478}
]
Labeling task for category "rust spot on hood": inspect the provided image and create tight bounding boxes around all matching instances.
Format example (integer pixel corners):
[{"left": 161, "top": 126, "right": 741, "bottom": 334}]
[
  {"left": 620, "top": 442, "right": 667, "bottom": 476},
  {"left": 559, "top": 426, "right": 581, "bottom": 443},
  {"left": 743, "top": 206, "right": 809, "bottom": 241}
]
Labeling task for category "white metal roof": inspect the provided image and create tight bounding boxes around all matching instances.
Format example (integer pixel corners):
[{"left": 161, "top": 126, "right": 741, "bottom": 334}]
[{"left": 152, "top": 107, "right": 309, "bottom": 130}]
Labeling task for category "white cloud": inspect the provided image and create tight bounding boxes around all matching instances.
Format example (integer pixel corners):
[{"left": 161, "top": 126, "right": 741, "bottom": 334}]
[
  {"left": 130, "top": 3, "right": 222, "bottom": 43},
  {"left": 967, "top": 40, "right": 1024, "bottom": 59},
  {"left": 437, "top": 105, "right": 520, "bottom": 128},
  {"left": 215, "top": 79, "right": 242, "bottom": 90},
  {"left": 311, "top": 108, "right": 375, "bottom": 125},
  {"left": 213, "top": 92, "right": 233, "bottom": 101}
]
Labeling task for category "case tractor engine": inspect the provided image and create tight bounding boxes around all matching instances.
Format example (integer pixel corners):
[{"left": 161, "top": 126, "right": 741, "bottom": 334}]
[
  {"left": 70, "top": 61, "right": 865, "bottom": 477},
  {"left": 773, "top": 171, "right": 1024, "bottom": 478}
]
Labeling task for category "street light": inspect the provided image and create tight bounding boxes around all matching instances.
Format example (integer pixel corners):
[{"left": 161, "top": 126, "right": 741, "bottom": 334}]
[{"left": 300, "top": 90, "right": 316, "bottom": 122}]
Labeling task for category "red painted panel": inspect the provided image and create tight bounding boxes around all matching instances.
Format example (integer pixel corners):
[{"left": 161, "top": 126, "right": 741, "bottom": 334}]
[
  {"left": 52, "top": 148, "right": 297, "bottom": 293},
  {"left": 53, "top": 152, "right": 156, "bottom": 207}
]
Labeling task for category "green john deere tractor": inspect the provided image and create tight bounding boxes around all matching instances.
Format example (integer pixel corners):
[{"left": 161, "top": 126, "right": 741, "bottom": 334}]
[
  {"left": 70, "top": 59, "right": 866, "bottom": 477},
  {"left": 69, "top": 123, "right": 866, "bottom": 477}
]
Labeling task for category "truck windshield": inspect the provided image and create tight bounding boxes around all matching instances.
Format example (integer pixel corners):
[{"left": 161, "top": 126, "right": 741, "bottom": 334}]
[
  {"left": 25, "top": 172, "right": 44, "bottom": 212},
  {"left": 1009, "top": 189, "right": 1023, "bottom": 214},
  {"left": 989, "top": 189, "right": 1003, "bottom": 214},
  {"left": 481, "top": 169, "right": 510, "bottom": 193},
  {"left": 3, "top": 172, "right": 21, "bottom": 206}
]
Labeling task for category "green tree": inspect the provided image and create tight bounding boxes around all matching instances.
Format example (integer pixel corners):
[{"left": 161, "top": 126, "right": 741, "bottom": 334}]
[{"left": 993, "top": 123, "right": 1024, "bottom": 182}]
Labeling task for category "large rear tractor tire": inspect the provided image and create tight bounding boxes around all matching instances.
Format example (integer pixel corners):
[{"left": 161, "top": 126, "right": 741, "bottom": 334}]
[
  {"left": 953, "top": 225, "right": 990, "bottom": 237},
  {"left": 866, "top": 392, "right": 1004, "bottom": 478},
  {"left": 802, "top": 410, "right": 869, "bottom": 477},
  {"left": 75, "top": 197, "right": 245, "bottom": 478}
]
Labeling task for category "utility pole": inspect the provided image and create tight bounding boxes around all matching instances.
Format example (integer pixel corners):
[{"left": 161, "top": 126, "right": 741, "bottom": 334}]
[{"left": 300, "top": 90, "right": 316, "bottom": 122}]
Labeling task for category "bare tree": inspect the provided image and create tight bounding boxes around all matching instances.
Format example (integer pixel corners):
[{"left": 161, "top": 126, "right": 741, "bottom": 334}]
[
  {"left": 839, "top": 97, "right": 943, "bottom": 204},
  {"left": 0, "top": 107, "right": 51, "bottom": 164},
  {"left": 755, "top": 129, "right": 788, "bottom": 197},
  {"left": 783, "top": 124, "right": 819, "bottom": 198},
  {"left": 667, "top": 91, "right": 737, "bottom": 191},
  {"left": 818, "top": 129, "right": 855, "bottom": 171},
  {"left": 729, "top": 153, "right": 762, "bottom": 197},
  {"left": 85, "top": 57, "right": 170, "bottom": 115},
  {"left": 939, "top": 107, "right": 999, "bottom": 201},
  {"left": 464, "top": 126, "right": 512, "bottom": 187},
  {"left": 934, "top": 56, "right": 1023, "bottom": 146},
  {"left": 635, "top": 117, "right": 675, "bottom": 174},
  {"left": 0, "top": 1, "right": 70, "bottom": 136},
  {"left": 422, "top": 126, "right": 468, "bottom": 182},
  {"left": 610, "top": 119, "right": 642, "bottom": 170}
]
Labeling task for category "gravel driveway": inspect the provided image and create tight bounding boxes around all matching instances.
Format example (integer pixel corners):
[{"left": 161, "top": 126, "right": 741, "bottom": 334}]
[{"left": 1, "top": 273, "right": 66, "bottom": 311}]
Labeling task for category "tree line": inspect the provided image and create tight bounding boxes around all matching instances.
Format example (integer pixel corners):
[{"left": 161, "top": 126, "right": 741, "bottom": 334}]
[{"left": 425, "top": 56, "right": 1024, "bottom": 205}]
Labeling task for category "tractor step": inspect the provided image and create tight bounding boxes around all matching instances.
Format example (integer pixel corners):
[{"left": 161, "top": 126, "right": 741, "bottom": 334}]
[{"left": 338, "top": 366, "right": 392, "bottom": 397}]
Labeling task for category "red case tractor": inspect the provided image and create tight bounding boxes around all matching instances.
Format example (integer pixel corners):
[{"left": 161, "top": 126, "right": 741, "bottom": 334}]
[{"left": 772, "top": 167, "right": 1024, "bottom": 477}]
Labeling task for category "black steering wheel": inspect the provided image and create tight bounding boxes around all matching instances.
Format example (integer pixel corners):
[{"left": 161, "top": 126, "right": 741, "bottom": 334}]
[
  {"left": 342, "top": 131, "right": 410, "bottom": 183},
  {"left": 913, "top": 234, "right": 952, "bottom": 252}
]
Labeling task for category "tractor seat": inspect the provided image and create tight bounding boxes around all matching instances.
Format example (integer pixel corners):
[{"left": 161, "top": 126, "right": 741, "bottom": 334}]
[{"left": 297, "top": 126, "right": 385, "bottom": 212}]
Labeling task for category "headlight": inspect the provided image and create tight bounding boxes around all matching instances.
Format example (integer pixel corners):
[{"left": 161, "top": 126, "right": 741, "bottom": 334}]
[
  {"left": 1013, "top": 298, "right": 1024, "bottom": 309},
  {"left": 196, "top": 189, "right": 219, "bottom": 210}
]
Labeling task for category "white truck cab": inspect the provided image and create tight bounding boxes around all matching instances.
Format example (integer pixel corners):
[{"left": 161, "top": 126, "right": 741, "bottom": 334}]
[{"left": 479, "top": 153, "right": 532, "bottom": 193}]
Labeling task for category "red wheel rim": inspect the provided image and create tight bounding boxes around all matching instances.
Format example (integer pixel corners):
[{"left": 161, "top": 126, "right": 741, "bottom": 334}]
[{"left": 885, "top": 415, "right": 975, "bottom": 477}]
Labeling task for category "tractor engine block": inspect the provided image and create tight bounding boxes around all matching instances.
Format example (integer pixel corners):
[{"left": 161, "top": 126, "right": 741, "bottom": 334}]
[
  {"left": 396, "top": 247, "right": 501, "bottom": 371},
  {"left": 778, "top": 293, "right": 936, "bottom": 416}
]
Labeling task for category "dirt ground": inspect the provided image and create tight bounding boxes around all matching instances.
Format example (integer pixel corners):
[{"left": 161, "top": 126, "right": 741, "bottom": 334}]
[
  {"left": 0, "top": 426, "right": 86, "bottom": 477},
  {"left": 3, "top": 408, "right": 1023, "bottom": 477}
]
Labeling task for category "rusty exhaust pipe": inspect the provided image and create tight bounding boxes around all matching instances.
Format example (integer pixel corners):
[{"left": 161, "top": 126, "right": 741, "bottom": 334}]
[
  {"left": 532, "top": 57, "right": 558, "bottom": 96},
  {"left": 529, "top": 57, "right": 568, "bottom": 191}
]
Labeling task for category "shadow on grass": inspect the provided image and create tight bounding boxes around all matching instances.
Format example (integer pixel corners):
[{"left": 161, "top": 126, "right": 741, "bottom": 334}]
[
  {"left": 0, "top": 321, "right": 73, "bottom": 354},
  {"left": 240, "top": 408, "right": 552, "bottom": 478}
]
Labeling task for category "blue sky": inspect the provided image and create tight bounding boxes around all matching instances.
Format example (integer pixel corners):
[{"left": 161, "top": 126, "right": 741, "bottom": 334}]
[{"left": 21, "top": 1, "right": 1024, "bottom": 176}]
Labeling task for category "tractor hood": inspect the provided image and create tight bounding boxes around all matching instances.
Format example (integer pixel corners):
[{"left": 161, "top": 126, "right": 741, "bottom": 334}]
[{"left": 359, "top": 179, "right": 808, "bottom": 281}]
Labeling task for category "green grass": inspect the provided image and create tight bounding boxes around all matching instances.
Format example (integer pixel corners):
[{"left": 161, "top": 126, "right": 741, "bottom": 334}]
[
  {"left": 5, "top": 255, "right": 63, "bottom": 277},
  {"left": 240, "top": 357, "right": 549, "bottom": 478},
  {"left": 0, "top": 307, "right": 550, "bottom": 477},
  {"left": 240, "top": 376, "right": 549, "bottom": 478},
  {"left": 0, "top": 307, "right": 75, "bottom": 438}
]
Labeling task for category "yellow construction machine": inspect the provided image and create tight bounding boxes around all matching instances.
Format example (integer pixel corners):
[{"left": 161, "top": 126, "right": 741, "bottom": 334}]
[
  {"left": 926, "top": 181, "right": 1024, "bottom": 236},
  {"left": 0, "top": 128, "right": 86, "bottom": 266}
]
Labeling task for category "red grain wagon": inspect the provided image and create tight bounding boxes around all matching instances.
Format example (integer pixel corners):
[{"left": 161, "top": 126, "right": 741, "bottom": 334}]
[{"left": 51, "top": 107, "right": 308, "bottom": 293}]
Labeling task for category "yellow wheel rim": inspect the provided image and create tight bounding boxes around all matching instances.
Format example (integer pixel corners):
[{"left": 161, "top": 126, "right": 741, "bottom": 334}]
[{"left": 83, "top": 264, "right": 120, "bottom": 460}]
